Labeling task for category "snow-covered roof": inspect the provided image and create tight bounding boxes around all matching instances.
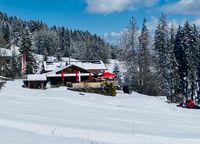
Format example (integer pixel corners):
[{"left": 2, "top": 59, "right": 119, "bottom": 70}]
[
  {"left": 0, "top": 76, "right": 11, "bottom": 81},
  {"left": 0, "top": 48, "right": 11, "bottom": 56},
  {"left": 47, "top": 73, "right": 93, "bottom": 77},
  {"left": 0, "top": 80, "right": 5, "bottom": 83},
  {"left": 51, "top": 64, "right": 87, "bottom": 74},
  {"left": 26, "top": 65, "right": 94, "bottom": 80},
  {"left": 43, "top": 60, "right": 107, "bottom": 72},
  {"left": 74, "top": 60, "right": 107, "bottom": 70},
  {"left": 0, "top": 46, "right": 20, "bottom": 57},
  {"left": 27, "top": 74, "right": 47, "bottom": 81},
  {"left": 43, "top": 61, "right": 68, "bottom": 72}
]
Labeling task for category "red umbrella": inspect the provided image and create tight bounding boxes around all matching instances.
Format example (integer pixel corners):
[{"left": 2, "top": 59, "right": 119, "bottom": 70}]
[{"left": 101, "top": 72, "right": 116, "bottom": 78}]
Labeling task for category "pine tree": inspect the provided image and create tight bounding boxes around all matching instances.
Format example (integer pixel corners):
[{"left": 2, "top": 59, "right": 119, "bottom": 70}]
[
  {"left": 120, "top": 16, "right": 138, "bottom": 90},
  {"left": 34, "top": 29, "right": 60, "bottom": 60},
  {"left": 57, "top": 27, "right": 71, "bottom": 58},
  {"left": 0, "top": 21, "right": 10, "bottom": 44},
  {"left": 113, "top": 63, "right": 122, "bottom": 87},
  {"left": 183, "top": 22, "right": 199, "bottom": 100},
  {"left": 168, "top": 25, "right": 182, "bottom": 102},
  {"left": 154, "top": 13, "right": 170, "bottom": 95},
  {"left": 10, "top": 17, "right": 23, "bottom": 46},
  {"left": 137, "top": 18, "right": 152, "bottom": 94},
  {"left": 19, "top": 27, "right": 37, "bottom": 75},
  {"left": 191, "top": 24, "right": 199, "bottom": 99},
  {"left": 174, "top": 26, "right": 188, "bottom": 98},
  {"left": 9, "top": 49, "right": 20, "bottom": 79}
]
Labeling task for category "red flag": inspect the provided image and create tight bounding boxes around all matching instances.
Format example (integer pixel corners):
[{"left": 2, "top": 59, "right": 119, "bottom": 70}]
[
  {"left": 76, "top": 70, "right": 79, "bottom": 82},
  {"left": 21, "top": 54, "right": 26, "bottom": 74},
  {"left": 61, "top": 70, "right": 64, "bottom": 81}
]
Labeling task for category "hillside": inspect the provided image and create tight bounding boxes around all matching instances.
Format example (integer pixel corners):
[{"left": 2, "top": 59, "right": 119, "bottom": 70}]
[
  {"left": 0, "top": 11, "right": 111, "bottom": 63},
  {"left": 0, "top": 80, "right": 200, "bottom": 144}
]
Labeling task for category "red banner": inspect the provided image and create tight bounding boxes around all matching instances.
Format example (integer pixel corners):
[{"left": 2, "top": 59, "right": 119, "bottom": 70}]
[
  {"left": 76, "top": 70, "right": 79, "bottom": 82},
  {"left": 61, "top": 70, "right": 64, "bottom": 81},
  {"left": 21, "top": 54, "right": 26, "bottom": 74},
  {"left": 89, "top": 71, "right": 92, "bottom": 81}
]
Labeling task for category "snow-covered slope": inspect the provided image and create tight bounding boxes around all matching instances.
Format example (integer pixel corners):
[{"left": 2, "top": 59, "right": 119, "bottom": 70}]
[{"left": 0, "top": 80, "right": 200, "bottom": 144}]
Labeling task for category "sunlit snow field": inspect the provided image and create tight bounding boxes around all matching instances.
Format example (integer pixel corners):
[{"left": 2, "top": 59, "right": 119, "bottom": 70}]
[{"left": 0, "top": 80, "right": 200, "bottom": 144}]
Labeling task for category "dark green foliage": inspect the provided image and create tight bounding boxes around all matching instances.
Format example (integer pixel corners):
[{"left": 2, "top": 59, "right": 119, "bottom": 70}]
[{"left": 174, "top": 26, "right": 186, "bottom": 93}]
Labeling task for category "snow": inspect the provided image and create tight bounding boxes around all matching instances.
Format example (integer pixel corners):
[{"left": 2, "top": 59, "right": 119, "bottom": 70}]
[
  {"left": 1, "top": 80, "right": 200, "bottom": 144},
  {"left": 0, "top": 47, "right": 11, "bottom": 56},
  {"left": 43, "top": 60, "right": 107, "bottom": 72},
  {"left": 0, "top": 80, "right": 6, "bottom": 83},
  {"left": 79, "top": 61, "right": 107, "bottom": 70},
  {"left": 27, "top": 74, "right": 47, "bottom": 81},
  {"left": 0, "top": 45, "right": 20, "bottom": 56},
  {"left": 0, "top": 76, "right": 11, "bottom": 80},
  {"left": 47, "top": 73, "right": 93, "bottom": 77}
]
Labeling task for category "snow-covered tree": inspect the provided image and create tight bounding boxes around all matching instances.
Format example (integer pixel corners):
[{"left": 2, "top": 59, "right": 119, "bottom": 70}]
[
  {"left": 57, "top": 27, "right": 71, "bottom": 58},
  {"left": 183, "top": 22, "right": 199, "bottom": 100},
  {"left": 137, "top": 18, "right": 154, "bottom": 95},
  {"left": 120, "top": 16, "right": 139, "bottom": 90},
  {"left": 167, "top": 25, "right": 182, "bottom": 102},
  {"left": 34, "top": 29, "right": 60, "bottom": 60},
  {"left": 10, "top": 16, "right": 24, "bottom": 46},
  {"left": 0, "top": 21, "right": 10, "bottom": 44},
  {"left": 154, "top": 13, "right": 170, "bottom": 95},
  {"left": 174, "top": 26, "right": 188, "bottom": 98},
  {"left": 19, "top": 27, "right": 37, "bottom": 75},
  {"left": 113, "top": 63, "right": 122, "bottom": 87},
  {"left": 7, "top": 49, "right": 20, "bottom": 79}
]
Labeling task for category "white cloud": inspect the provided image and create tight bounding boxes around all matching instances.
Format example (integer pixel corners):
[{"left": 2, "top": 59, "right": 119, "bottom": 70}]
[
  {"left": 103, "top": 17, "right": 189, "bottom": 44},
  {"left": 192, "top": 18, "right": 200, "bottom": 26},
  {"left": 162, "top": 0, "right": 200, "bottom": 15},
  {"left": 103, "top": 29, "right": 127, "bottom": 44},
  {"left": 85, "top": 0, "right": 159, "bottom": 14}
]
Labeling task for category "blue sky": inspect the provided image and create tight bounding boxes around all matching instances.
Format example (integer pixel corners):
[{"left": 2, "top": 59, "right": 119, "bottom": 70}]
[{"left": 0, "top": 0, "right": 199, "bottom": 43}]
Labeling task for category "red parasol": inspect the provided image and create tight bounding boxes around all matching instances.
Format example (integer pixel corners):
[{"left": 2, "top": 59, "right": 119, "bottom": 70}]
[{"left": 101, "top": 71, "right": 116, "bottom": 78}]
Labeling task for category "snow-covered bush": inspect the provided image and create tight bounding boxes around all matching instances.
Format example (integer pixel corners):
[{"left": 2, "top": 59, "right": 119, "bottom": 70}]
[
  {"left": 102, "top": 81, "right": 116, "bottom": 96},
  {"left": 69, "top": 81, "right": 116, "bottom": 96}
]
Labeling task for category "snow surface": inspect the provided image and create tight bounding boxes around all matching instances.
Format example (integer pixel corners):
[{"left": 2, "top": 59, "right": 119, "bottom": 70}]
[
  {"left": 0, "top": 80, "right": 200, "bottom": 144},
  {"left": 27, "top": 74, "right": 47, "bottom": 81},
  {"left": 0, "top": 46, "right": 20, "bottom": 56}
]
